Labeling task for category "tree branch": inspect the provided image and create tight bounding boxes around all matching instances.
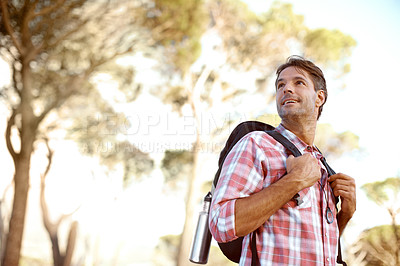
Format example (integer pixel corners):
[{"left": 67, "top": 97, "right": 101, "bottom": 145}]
[
  {"left": 5, "top": 108, "right": 19, "bottom": 162},
  {"left": 28, "top": 0, "right": 66, "bottom": 21},
  {"left": 44, "top": 0, "right": 112, "bottom": 51},
  {"left": 11, "top": 62, "right": 22, "bottom": 98},
  {"left": 45, "top": 17, "right": 91, "bottom": 50},
  {"left": 0, "top": 0, "right": 23, "bottom": 55},
  {"left": 40, "top": 137, "right": 54, "bottom": 235}
]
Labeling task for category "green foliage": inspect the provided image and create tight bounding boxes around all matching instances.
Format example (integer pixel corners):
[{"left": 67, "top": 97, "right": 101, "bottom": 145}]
[
  {"left": 352, "top": 224, "right": 400, "bottom": 266},
  {"left": 145, "top": 0, "right": 208, "bottom": 72},
  {"left": 364, "top": 225, "right": 399, "bottom": 244},
  {"left": 152, "top": 234, "right": 180, "bottom": 265},
  {"left": 209, "top": 0, "right": 291, "bottom": 71},
  {"left": 362, "top": 177, "right": 400, "bottom": 206},
  {"left": 261, "top": 2, "right": 305, "bottom": 36},
  {"left": 162, "top": 85, "right": 188, "bottom": 114},
  {"left": 161, "top": 150, "right": 194, "bottom": 185},
  {"left": 304, "top": 28, "right": 357, "bottom": 66}
]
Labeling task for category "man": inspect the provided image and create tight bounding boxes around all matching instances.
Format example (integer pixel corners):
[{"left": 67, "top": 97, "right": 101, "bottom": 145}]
[{"left": 209, "top": 56, "right": 356, "bottom": 265}]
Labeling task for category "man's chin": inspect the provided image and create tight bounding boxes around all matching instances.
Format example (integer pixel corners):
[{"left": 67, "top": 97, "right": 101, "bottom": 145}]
[{"left": 278, "top": 111, "right": 304, "bottom": 121}]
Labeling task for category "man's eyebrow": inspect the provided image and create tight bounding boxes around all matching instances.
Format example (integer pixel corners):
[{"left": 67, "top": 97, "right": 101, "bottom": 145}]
[
  {"left": 277, "top": 75, "right": 307, "bottom": 83},
  {"left": 276, "top": 78, "right": 284, "bottom": 84},
  {"left": 292, "top": 75, "right": 308, "bottom": 81}
]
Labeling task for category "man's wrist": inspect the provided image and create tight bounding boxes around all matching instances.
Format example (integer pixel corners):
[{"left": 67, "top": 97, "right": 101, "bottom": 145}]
[{"left": 337, "top": 210, "right": 353, "bottom": 235}]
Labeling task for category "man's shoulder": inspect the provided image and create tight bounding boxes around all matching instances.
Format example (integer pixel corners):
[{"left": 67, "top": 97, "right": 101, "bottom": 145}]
[{"left": 239, "top": 130, "right": 284, "bottom": 151}]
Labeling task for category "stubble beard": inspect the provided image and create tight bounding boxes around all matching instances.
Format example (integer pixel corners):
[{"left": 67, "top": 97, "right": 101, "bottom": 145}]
[{"left": 277, "top": 101, "right": 317, "bottom": 125}]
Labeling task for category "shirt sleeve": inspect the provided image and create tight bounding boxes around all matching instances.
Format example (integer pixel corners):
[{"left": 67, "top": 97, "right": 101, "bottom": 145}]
[{"left": 209, "top": 132, "right": 268, "bottom": 242}]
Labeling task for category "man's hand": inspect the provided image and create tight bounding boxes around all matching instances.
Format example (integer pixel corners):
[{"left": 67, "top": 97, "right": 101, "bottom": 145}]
[
  {"left": 329, "top": 173, "right": 356, "bottom": 216},
  {"left": 329, "top": 173, "right": 356, "bottom": 234},
  {"left": 286, "top": 154, "right": 322, "bottom": 189}
]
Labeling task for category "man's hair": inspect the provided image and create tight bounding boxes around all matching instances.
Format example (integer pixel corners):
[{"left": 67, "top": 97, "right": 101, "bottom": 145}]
[{"left": 275, "top": 55, "right": 327, "bottom": 119}]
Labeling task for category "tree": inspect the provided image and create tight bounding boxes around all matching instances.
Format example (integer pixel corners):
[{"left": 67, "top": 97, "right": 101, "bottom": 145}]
[
  {"left": 146, "top": 0, "right": 356, "bottom": 264},
  {"left": 351, "top": 177, "right": 400, "bottom": 265},
  {"left": 350, "top": 225, "right": 400, "bottom": 266},
  {"left": 0, "top": 0, "right": 154, "bottom": 264}
]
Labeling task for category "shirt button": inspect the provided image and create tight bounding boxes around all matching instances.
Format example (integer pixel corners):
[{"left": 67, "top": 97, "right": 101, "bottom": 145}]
[
  {"left": 326, "top": 257, "right": 330, "bottom": 262},
  {"left": 306, "top": 146, "right": 312, "bottom": 151}
]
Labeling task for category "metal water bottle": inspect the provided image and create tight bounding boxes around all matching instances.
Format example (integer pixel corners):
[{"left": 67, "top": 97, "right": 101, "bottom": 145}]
[{"left": 189, "top": 192, "right": 212, "bottom": 264}]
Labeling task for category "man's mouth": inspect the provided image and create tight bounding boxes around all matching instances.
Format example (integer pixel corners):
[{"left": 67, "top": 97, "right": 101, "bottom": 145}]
[{"left": 282, "top": 99, "right": 298, "bottom": 106}]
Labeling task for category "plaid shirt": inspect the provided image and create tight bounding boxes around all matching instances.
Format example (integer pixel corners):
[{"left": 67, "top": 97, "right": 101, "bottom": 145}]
[{"left": 209, "top": 124, "right": 339, "bottom": 265}]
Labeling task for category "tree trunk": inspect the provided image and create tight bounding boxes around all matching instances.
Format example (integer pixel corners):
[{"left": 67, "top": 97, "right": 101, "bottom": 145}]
[
  {"left": 2, "top": 151, "right": 33, "bottom": 266},
  {"left": 177, "top": 137, "right": 204, "bottom": 266},
  {"left": 47, "top": 221, "right": 78, "bottom": 266},
  {"left": 177, "top": 67, "right": 213, "bottom": 266},
  {"left": 50, "top": 234, "right": 62, "bottom": 266},
  {"left": 63, "top": 221, "right": 78, "bottom": 266},
  {"left": 2, "top": 59, "right": 37, "bottom": 266}
]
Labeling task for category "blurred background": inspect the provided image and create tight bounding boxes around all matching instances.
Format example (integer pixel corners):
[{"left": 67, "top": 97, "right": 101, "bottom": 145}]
[{"left": 0, "top": 0, "right": 399, "bottom": 265}]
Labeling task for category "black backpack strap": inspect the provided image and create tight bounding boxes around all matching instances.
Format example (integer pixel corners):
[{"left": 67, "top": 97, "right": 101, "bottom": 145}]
[
  {"left": 320, "top": 158, "right": 347, "bottom": 266},
  {"left": 213, "top": 121, "right": 275, "bottom": 188},
  {"left": 266, "top": 130, "right": 302, "bottom": 157},
  {"left": 251, "top": 232, "right": 260, "bottom": 266}
]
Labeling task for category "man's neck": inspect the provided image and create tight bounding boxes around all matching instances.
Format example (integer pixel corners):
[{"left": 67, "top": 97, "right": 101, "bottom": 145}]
[{"left": 280, "top": 118, "right": 317, "bottom": 146}]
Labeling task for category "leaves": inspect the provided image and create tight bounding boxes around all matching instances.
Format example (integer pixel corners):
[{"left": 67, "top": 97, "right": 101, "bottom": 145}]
[
  {"left": 261, "top": 2, "right": 305, "bottom": 36},
  {"left": 352, "top": 225, "right": 400, "bottom": 266},
  {"left": 144, "top": 0, "right": 208, "bottom": 72},
  {"left": 161, "top": 150, "right": 194, "bottom": 186},
  {"left": 362, "top": 177, "right": 400, "bottom": 208},
  {"left": 304, "top": 28, "right": 357, "bottom": 66}
]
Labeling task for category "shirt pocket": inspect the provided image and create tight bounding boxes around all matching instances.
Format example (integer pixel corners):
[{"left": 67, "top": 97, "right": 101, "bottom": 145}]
[{"left": 282, "top": 187, "right": 312, "bottom": 209}]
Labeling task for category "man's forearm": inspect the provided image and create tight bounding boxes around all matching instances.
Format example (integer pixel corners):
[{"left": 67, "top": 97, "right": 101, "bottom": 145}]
[
  {"left": 235, "top": 153, "right": 323, "bottom": 237},
  {"left": 337, "top": 210, "right": 353, "bottom": 236},
  {"left": 235, "top": 174, "right": 302, "bottom": 237}
]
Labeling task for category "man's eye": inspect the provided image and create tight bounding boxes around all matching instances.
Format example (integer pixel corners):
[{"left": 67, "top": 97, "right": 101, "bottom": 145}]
[
  {"left": 277, "top": 83, "right": 284, "bottom": 90},
  {"left": 296, "top": 80, "right": 305, "bottom": 85}
]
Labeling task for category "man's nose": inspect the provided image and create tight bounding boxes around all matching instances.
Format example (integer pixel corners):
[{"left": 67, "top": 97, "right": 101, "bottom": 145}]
[{"left": 283, "top": 84, "right": 294, "bottom": 94}]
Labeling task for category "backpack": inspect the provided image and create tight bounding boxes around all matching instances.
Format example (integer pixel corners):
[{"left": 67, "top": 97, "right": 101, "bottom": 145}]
[{"left": 210, "top": 121, "right": 347, "bottom": 266}]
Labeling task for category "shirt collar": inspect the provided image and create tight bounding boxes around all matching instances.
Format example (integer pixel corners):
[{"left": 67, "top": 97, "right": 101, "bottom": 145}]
[{"left": 275, "top": 123, "right": 322, "bottom": 158}]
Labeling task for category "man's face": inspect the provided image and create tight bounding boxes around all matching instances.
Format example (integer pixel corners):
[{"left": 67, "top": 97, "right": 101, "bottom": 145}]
[{"left": 275, "top": 66, "right": 324, "bottom": 121}]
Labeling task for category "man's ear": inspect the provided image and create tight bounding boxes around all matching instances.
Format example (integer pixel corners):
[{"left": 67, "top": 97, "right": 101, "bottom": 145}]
[{"left": 316, "top": 90, "right": 326, "bottom": 107}]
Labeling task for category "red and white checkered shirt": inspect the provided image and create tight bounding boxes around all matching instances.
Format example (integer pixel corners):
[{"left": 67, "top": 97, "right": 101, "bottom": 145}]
[{"left": 209, "top": 124, "right": 339, "bottom": 265}]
